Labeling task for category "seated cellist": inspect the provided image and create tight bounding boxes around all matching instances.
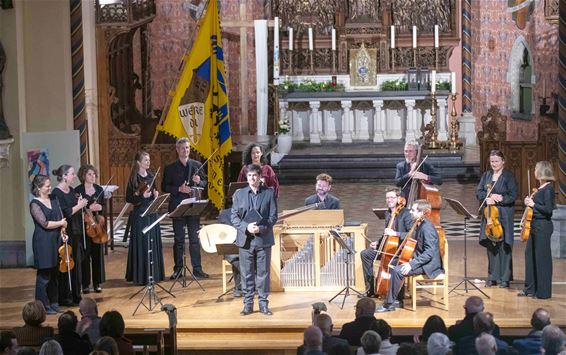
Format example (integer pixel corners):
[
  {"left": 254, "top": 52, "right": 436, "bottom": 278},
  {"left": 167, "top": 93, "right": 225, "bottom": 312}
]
[
  {"left": 360, "top": 187, "right": 412, "bottom": 299},
  {"left": 376, "top": 199, "right": 443, "bottom": 313}
]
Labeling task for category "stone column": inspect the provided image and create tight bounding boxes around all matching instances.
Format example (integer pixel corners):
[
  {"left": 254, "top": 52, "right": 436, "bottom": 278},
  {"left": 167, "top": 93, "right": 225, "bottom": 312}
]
[
  {"left": 309, "top": 101, "right": 321, "bottom": 143},
  {"left": 341, "top": 100, "right": 353, "bottom": 143},
  {"left": 372, "top": 100, "right": 384, "bottom": 143},
  {"left": 292, "top": 109, "right": 304, "bottom": 141},
  {"left": 356, "top": 109, "right": 370, "bottom": 140},
  {"left": 458, "top": 114, "right": 476, "bottom": 145},
  {"left": 404, "top": 99, "right": 416, "bottom": 142},
  {"left": 437, "top": 97, "right": 448, "bottom": 141}
]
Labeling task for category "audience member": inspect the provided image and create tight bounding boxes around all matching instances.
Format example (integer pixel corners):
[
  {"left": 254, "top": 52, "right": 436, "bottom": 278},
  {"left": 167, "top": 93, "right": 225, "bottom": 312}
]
[
  {"left": 339, "top": 298, "right": 378, "bottom": 346},
  {"left": 303, "top": 326, "right": 324, "bottom": 355},
  {"left": 76, "top": 298, "right": 101, "bottom": 346},
  {"left": 360, "top": 330, "right": 381, "bottom": 355},
  {"left": 55, "top": 311, "right": 92, "bottom": 355},
  {"left": 541, "top": 325, "right": 566, "bottom": 355},
  {"left": 512, "top": 308, "right": 550, "bottom": 355},
  {"left": 415, "top": 315, "right": 448, "bottom": 354},
  {"left": 427, "top": 333, "right": 452, "bottom": 355},
  {"left": 99, "top": 311, "right": 134, "bottom": 355},
  {"left": 475, "top": 333, "right": 497, "bottom": 355},
  {"left": 454, "top": 312, "right": 507, "bottom": 355},
  {"left": 328, "top": 343, "right": 353, "bottom": 355},
  {"left": 38, "top": 340, "right": 62, "bottom": 355},
  {"left": 448, "top": 296, "right": 500, "bottom": 343},
  {"left": 0, "top": 331, "right": 19, "bottom": 355},
  {"left": 298, "top": 314, "right": 349, "bottom": 355},
  {"left": 397, "top": 343, "right": 418, "bottom": 355},
  {"left": 15, "top": 348, "right": 36, "bottom": 355},
  {"left": 365, "top": 319, "right": 398, "bottom": 355},
  {"left": 92, "top": 337, "right": 118, "bottom": 355},
  {"left": 12, "top": 301, "right": 54, "bottom": 347}
]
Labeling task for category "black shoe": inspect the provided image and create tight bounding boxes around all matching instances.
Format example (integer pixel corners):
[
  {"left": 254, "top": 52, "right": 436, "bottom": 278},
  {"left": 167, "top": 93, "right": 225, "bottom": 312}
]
[
  {"left": 259, "top": 306, "right": 273, "bottom": 316},
  {"left": 376, "top": 303, "right": 396, "bottom": 313},
  {"left": 499, "top": 281, "right": 509, "bottom": 288},
  {"left": 240, "top": 307, "right": 253, "bottom": 316},
  {"left": 169, "top": 270, "right": 181, "bottom": 280},
  {"left": 517, "top": 290, "right": 532, "bottom": 297},
  {"left": 94, "top": 286, "right": 102, "bottom": 293},
  {"left": 485, "top": 280, "right": 497, "bottom": 287},
  {"left": 393, "top": 300, "right": 404, "bottom": 308},
  {"left": 362, "top": 290, "right": 375, "bottom": 298},
  {"left": 193, "top": 269, "right": 209, "bottom": 279},
  {"left": 82, "top": 288, "right": 91, "bottom": 294}
]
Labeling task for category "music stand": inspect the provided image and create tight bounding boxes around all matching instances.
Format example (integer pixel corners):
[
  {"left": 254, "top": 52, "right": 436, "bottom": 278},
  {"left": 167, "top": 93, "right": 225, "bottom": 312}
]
[
  {"left": 130, "top": 193, "right": 175, "bottom": 316},
  {"left": 215, "top": 243, "right": 240, "bottom": 300},
  {"left": 328, "top": 229, "right": 364, "bottom": 309},
  {"left": 444, "top": 198, "right": 489, "bottom": 298},
  {"left": 168, "top": 199, "right": 210, "bottom": 293},
  {"left": 372, "top": 208, "right": 388, "bottom": 220}
]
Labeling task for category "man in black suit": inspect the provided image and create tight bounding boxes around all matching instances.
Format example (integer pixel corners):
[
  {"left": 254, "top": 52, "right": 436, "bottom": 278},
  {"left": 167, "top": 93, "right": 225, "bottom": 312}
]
[
  {"left": 448, "top": 296, "right": 500, "bottom": 343},
  {"left": 304, "top": 173, "right": 340, "bottom": 209},
  {"left": 376, "top": 199, "right": 443, "bottom": 312},
  {"left": 162, "top": 137, "right": 209, "bottom": 280},
  {"left": 231, "top": 164, "right": 277, "bottom": 316},
  {"left": 512, "top": 308, "right": 550, "bottom": 355},
  {"left": 338, "top": 297, "right": 377, "bottom": 346},
  {"left": 394, "top": 141, "right": 442, "bottom": 198},
  {"left": 360, "top": 186, "right": 413, "bottom": 298}
]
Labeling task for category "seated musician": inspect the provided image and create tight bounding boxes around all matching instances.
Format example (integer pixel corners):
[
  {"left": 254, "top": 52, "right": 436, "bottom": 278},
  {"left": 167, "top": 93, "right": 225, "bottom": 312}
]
[
  {"left": 395, "top": 141, "right": 442, "bottom": 198},
  {"left": 304, "top": 173, "right": 340, "bottom": 209},
  {"left": 376, "top": 199, "right": 443, "bottom": 313},
  {"left": 360, "top": 187, "right": 413, "bottom": 298}
]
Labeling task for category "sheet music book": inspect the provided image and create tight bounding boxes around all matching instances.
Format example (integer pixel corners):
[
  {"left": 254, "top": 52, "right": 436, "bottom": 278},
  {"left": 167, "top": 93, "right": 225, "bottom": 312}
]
[{"left": 243, "top": 209, "right": 263, "bottom": 224}]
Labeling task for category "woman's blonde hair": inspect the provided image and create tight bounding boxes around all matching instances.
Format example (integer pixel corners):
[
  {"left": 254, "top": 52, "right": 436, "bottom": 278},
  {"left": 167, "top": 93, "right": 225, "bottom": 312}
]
[{"left": 535, "top": 161, "right": 555, "bottom": 181}]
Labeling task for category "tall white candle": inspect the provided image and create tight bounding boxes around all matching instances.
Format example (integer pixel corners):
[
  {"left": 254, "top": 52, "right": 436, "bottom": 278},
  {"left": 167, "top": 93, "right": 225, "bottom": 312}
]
[
  {"left": 288, "top": 27, "right": 293, "bottom": 51},
  {"left": 331, "top": 28, "right": 336, "bottom": 51},
  {"left": 308, "top": 27, "right": 313, "bottom": 51},
  {"left": 390, "top": 25, "right": 395, "bottom": 49},
  {"left": 434, "top": 25, "right": 439, "bottom": 48},
  {"left": 412, "top": 25, "right": 417, "bottom": 48},
  {"left": 451, "top": 72, "right": 456, "bottom": 94},
  {"left": 431, "top": 70, "right": 436, "bottom": 93},
  {"left": 273, "top": 17, "right": 280, "bottom": 82}
]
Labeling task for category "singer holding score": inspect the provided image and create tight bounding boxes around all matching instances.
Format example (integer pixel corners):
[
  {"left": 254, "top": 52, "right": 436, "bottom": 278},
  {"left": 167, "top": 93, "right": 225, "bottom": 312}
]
[{"left": 162, "top": 137, "right": 209, "bottom": 280}]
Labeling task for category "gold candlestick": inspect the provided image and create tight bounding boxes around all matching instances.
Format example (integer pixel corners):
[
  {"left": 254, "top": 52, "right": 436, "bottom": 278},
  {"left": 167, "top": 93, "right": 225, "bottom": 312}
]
[
  {"left": 448, "top": 92, "right": 462, "bottom": 150},
  {"left": 428, "top": 92, "right": 440, "bottom": 149}
]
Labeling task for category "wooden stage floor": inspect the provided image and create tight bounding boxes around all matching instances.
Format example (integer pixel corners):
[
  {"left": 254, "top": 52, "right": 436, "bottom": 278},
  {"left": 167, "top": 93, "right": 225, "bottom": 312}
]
[{"left": 1, "top": 182, "right": 565, "bottom": 353}]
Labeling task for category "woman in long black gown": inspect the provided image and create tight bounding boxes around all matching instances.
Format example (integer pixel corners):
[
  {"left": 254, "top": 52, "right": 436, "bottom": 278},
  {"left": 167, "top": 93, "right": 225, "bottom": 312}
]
[
  {"left": 519, "top": 161, "right": 556, "bottom": 299},
  {"left": 29, "top": 175, "right": 68, "bottom": 314},
  {"left": 51, "top": 165, "right": 88, "bottom": 305},
  {"left": 125, "top": 151, "right": 165, "bottom": 285},
  {"left": 475, "top": 150, "right": 518, "bottom": 288},
  {"left": 75, "top": 164, "right": 106, "bottom": 293}
]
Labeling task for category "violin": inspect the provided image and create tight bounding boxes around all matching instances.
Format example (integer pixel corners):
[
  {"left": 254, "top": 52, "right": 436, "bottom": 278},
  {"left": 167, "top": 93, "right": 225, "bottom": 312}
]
[
  {"left": 483, "top": 183, "right": 503, "bottom": 242},
  {"left": 58, "top": 228, "right": 75, "bottom": 273},
  {"left": 136, "top": 167, "right": 160, "bottom": 196},
  {"left": 84, "top": 206, "right": 109, "bottom": 244},
  {"left": 520, "top": 170, "right": 537, "bottom": 242}
]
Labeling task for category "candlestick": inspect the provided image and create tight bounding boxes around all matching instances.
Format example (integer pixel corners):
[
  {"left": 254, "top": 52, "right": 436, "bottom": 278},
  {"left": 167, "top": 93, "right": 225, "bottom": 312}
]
[
  {"left": 331, "top": 28, "right": 336, "bottom": 51},
  {"left": 434, "top": 25, "right": 439, "bottom": 48},
  {"left": 288, "top": 27, "right": 293, "bottom": 51},
  {"left": 412, "top": 25, "right": 417, "bottom": 48},
  {"left": 431, "top": 70, "right": 436, "bottom": 93},
  {"left": 451, "top": 72, "right": 456, "bottom": 95},
  {"left": 448, "top": 92, "right": 462, "bottom": 150},
  {"left": 308, "top": 27, "right": 313, "bottom": 51},
  {"left": 428, "top": 91, "right": 440, "bottom": 149},
  {"left": 390, "top": 25, "right": 395, "bottom": 49}
]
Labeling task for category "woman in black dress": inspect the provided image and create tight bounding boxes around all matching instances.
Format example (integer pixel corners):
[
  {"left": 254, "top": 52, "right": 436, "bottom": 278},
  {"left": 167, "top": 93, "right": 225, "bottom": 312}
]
[
  {"left": 519, "top": 161, "right": 556, "bottom": 299},
  {"left": 51, "top": 165, "right": 88, "bottom": 305},
  {"left": 29, "top": 175, "right": 68, "bottom": 314},
  {"left": 475, "top": 150, "right": 518, "bottom": 288},
  {"left": 125, "top": 151, "right": 165, "bottom": 285},
  {"left": 75, "top": 164, "right": 106, "bottom": 293}
]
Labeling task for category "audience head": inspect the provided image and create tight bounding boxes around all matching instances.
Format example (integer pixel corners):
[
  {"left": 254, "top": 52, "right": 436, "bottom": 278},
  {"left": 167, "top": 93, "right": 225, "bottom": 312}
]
[
  {"left": 303, "top": 326, "right": 323, "bottom": 350},
  {"left": 473, "top": 312, "right": 495, "bottom": 335},
  {"left": 79, "top": 298, "right": 98, "bottom": 318},
  {"left": 361, "top": 330, "right": 381, "bottom": 354},
  {"left": 15, "top": 347, "right": 36, "bottom": 355},
  {"left": 38, "top": 340, "right": 62, "bottom": 355},
  {"left": 531, "top": 308, "right": 551, "bottom": 331},
  {"left": 371, "top": 319, "right": 392, "bottom": 341},
  {"left": 93, "top": 336, "right": 119, "bottom": 355},
  {"left": 427, "top": 332, "right": 452, "bottom": 355},
  {"left": 475, "top": 333, "right": 497, "bottom": 355},
  {"left": 0, "top": 331, "right": 18, "bottom": 355},
  {"left": 21, "top": 301, "right": 47, "bottom": 327},
  {"left": 541, "top": 325, "right": 566, "bottom": 355},
  {"left": 422, "top": 315, "right": 448, "bottom": 341},
  {"left": 30, "top": 175, "right": 50, "bottom": 197},
  {"left": 464, "top": 296, "right": 484, "bottom": 316},
  {"left": 100, "top": 311, "right": 126, "bottom": 338},
  {"left": 242, "top": 143, "right": 266, "bottom": 165},
  {"left": 397, "top": 343, "right": 418, "bottom": 355},
  {"left": 328, "top": 343, "right": 352, "bottom": 355},
  {"left": 355, "top": 297, "right": 376, "bottom": 318},
  {"left": 314, "top": 313, "right": 333, "bottom": 336},
  {"left": 57, "top": 311, "right": 78, "bottom": 334}
]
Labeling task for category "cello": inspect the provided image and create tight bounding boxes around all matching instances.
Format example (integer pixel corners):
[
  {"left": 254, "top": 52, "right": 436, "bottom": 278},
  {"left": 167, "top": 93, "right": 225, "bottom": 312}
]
[{"left": 387, "top": 215, "right": 423, "bottom": 272}]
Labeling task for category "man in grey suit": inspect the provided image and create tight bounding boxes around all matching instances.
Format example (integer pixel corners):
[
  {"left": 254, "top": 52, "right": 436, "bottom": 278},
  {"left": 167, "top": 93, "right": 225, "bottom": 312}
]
[
  {"left": 231, "top": 164, "right": 278, "bottom": 316},
  {"left": 376, "top": 199, "right": 443, "bottom": 312},
  {"left": 304, "top": 173, "right": 340, "bottom": 209}
]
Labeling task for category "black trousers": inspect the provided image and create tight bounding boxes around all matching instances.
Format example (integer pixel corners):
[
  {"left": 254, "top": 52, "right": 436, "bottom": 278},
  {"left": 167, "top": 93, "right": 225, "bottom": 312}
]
[
  {"left": 36, "top": 267, "right": 59, "bottom": 308},
  {"left": 59, "top": 234, "right": 83, "bottom": 304},
  {"left": 386, "top": 262, "right": 423, "bottom": 305},
  {"left": 239, "top": 245, "right": 271, "bottom": 308},
  {"left": 486, "top": 241, "right": 512, "bottom": 282},
  {"left": 524, "top": 219, "right": 553, "bottom": 298},
  {"left": 224, "top": 254, "right": 241, "bottom": 290},
  {"left": 172, "top": 216, "right": 202, "bottom": 271},
  {"left": 82, "top": 239, "right": 103, "bottom": 289},
  {"left": 360, "top": 248, "right": 404, "bottom": 301}
]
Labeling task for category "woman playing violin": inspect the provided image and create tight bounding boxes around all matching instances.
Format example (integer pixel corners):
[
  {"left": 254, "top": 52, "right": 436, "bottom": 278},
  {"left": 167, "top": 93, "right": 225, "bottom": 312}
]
[
  {"left": 475, "top": 150, "right": 518, "bottom": 288},
  {"left": 519, "top": 161, "right": 556, "bottom": 299},
  {"left": 75, "top": 164, "right": 106, "bottom": 294},
  {"left": 125, "top": 151, "right": 165, "bottom": 285},
  {"left": 29, "top": 175, "right": 68, "bottom": 314},
  {"left": 237, "top": 143, "right": 280, "bottom": 198},
  {"left": 51, "top": 165, "right": 89, "bottom": 306}
]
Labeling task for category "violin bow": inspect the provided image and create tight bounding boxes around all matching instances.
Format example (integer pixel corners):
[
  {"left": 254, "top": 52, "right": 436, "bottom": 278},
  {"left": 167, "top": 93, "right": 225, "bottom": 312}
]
[
  {"left": 477, "top": 177, "right": 500, "bottom": 213},
  {"left": 401, "top": 155, "right": 429, "bottom": 191},
  {"left": 147, "top": 167, "right": 161, "bottom": 191},
  {"left": 94, "top": 175, "right": 114, "bottom": 202},
  {"left": 193, "top": 146, "right": 220, "bottom": 177}
]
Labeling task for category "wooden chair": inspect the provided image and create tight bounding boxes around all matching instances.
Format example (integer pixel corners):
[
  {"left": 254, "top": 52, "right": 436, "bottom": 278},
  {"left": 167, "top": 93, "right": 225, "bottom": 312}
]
[
  {"left": 409, "top": 239, "right": 449, "bottom": 311},
  {"left": 222, "top": 259, "right": 233, "bottom": 293}
]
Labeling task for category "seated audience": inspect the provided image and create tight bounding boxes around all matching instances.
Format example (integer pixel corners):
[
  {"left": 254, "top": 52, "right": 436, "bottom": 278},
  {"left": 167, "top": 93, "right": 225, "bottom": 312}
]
[
  {"left": 54, "top": 311, "right": 92, "bottom": 355},
  {"left": 449, "top": 296, "right": 500, "bottom": 343},
  {"left": 397, "top": 343, "right": 418, "bottom": 355},
  {"left": 12, "top": 301, "right": 54, "bottom": 347},
  {"left": 328, "top": 343, "right": 352, "bottom": 355},
  {"left": 454, "top": 312, "right": 507, "bottom": 355},
  {"left": 15, "top": 348, "right": 36, "bottom": 355},
  {"left": 366, "top": 319, "right": 398, "bottom": 355},
  {"left": 360, "top": 330, "right": 381, "bottom": 355},
  {"left": 298, "top": 313, "right": 349, "bottom": 355},
  {"left": 427, "top": 333, "right": 452, "bottom": 355},
  {"left": 76, "top": 298, "right": 101, "bottom": 346},
  {"left": 512, "top": 308, "right": 550, "bottom": 355},
  {"left": 99, "top": 311, "right": 133, "bottom": 355},
  {"left": 38, "top": 340, "right": 62, "bottom": 355},
  {"left": 541, "top": 325, "right": 566, "bottom": 355},
  {"left": 0, "top": 331, "right": 19, "bottom": 355},
  {"left": 302, "top": 326, "right": 324, "bottom": 355},
  {"left": 475, "top": 333, "right": 497, "bottom": 355},
  {"left": 93, "top": 336, "right": 118, "bottom": 355},
  {"left": 339, "top": 298, "right": 378, "bottom": 346},
  {"left": 415, "top": 315, "right": 448, "bottom": 354}
]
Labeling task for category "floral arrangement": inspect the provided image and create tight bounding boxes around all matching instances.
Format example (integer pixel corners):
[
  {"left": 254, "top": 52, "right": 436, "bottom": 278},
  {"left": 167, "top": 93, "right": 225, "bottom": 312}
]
[
  {"left": 277, "top": 119, "right": 290, "bottom": 135},
  {"left": 281, "top": 79, "right": 345, "bottom": 92},
  {"left": 381, "top": 79, "right": 408, "bottom": 91}
]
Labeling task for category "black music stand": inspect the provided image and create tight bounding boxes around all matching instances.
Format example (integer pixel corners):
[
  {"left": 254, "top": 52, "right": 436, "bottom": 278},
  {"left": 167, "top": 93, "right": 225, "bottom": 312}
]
[
  {"left": 328, "top": 229, "right": 364, "bottom": 309},
  {"left": 215, "top": 243, "right": 240, "bottom": 300},
  {"left": 372, "top": 208, "right": 388, "bottom": 220},
  {"left": 445, "top": 198, "right": 489, "bottom": 298},
  {"left": 168, "top": 199, "right": 209, "bottom": 293},
  {"left": 130, "top": 193, "right": 175, "bottom": 316}
]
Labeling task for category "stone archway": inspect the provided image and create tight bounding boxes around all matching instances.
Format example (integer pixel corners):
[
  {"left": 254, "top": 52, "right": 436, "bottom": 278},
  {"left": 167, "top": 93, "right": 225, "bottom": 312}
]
[{"left": 507, "top": 36, "right": 534, "bottom": 117}]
